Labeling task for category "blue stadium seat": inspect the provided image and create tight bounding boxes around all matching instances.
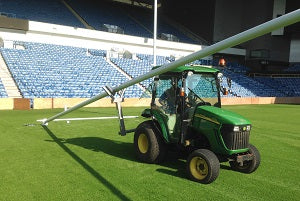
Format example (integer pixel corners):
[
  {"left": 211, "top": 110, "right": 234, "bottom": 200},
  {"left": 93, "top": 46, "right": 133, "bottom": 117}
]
[
  {"left": 110, "top": 54, "right": 171, "bottom": 88},
  {"left": 257, "top": 77, "right": 300, "bottom": 96},
  {"left": 284, "top": 64, "right": 300, "bottom": 73},
  {"left": 1, "top": 41, "right": 298, "bottom": 99},
  {"left": 220, "top": 68, "right": 287, "bottom": 97},
  {"left": 0, "top": 79, "right": 8, "bottom": 98},
  {"left": 66, "top": 0, "right": 151, "bottom": 38},
  {"left": 65, "top": 0, "right": 196, "bottom": 43},
  {"left": 0, "top": 41, "right": 143, "bottom": 98},
  {"left": 0, "top": 0, "right": 84, "bottom": 27},
  {"left": 1, "top": 0, "right": 199, "bottom": 43}
]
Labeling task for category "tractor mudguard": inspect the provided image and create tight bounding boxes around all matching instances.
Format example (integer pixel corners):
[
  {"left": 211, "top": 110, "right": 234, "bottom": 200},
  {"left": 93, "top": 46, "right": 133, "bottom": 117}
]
[
  {"left": 141, "top": 108, "right": 152, "bottom": 118},
  {"left": 140, "top": 108, "right": 170, "bottom": 142},
  {"left": 151, "top": 110, "right": 170, "bottom": 143}
]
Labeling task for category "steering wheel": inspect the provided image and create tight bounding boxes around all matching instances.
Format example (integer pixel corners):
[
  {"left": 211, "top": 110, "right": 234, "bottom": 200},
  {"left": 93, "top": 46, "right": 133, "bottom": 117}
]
[{"left": 187, "top": 87, "right": 211, "bottom": 106}]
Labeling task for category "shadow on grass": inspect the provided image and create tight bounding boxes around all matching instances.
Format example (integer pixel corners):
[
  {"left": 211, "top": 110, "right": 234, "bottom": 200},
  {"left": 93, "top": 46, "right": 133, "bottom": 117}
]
[
  {"left": 44, "top": 127, "right": 234, "bottom": 183},
  {"left": 61, "top": 136, "right": 189, "bottom": 179},
  {"left": 156, "top": 157, "right": 187, "bottom": 180},
  {"left": 220, "top": 164, "right": 232, "bottom": 171},
  {"left": 56, "top": 135, "right": 190, "bottom": 180},
  {"left": 156, "top": 160, "right": 233, "bottom": 181},
  {"left": 42, "top": 126, "right": 132, "bottom": 201},
  {"left": 60, "top": 136, "right": 136, "bottom": 162}
]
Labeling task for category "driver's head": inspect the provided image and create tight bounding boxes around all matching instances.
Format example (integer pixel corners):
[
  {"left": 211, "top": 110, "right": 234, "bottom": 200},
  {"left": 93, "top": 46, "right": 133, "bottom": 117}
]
[{"left": 170, "top": 78, "right": 176, "bottom": 88}]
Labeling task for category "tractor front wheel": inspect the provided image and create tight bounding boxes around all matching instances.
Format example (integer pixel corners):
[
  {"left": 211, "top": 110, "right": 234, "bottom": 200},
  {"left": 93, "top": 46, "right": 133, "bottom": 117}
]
[
  {"left": 186, "top": 149, "right": 220, "bottom": 184},
  {"left": 229, "top": 144, "right": 261, "bottom": 173},
  {"left": 134, "top": 120, "right": 166, "bottom": 163}
]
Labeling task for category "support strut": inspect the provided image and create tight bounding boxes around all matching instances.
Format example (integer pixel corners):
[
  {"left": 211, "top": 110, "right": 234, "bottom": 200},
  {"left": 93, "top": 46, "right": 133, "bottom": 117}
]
[{"left": 103, "top": 86, "right": 135, "bottom": 136}]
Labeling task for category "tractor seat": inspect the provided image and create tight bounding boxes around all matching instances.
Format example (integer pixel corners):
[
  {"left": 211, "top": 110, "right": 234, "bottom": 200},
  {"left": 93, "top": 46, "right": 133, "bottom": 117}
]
[{"left": 167, "top": 114, "right": 177, "bottom": 133}]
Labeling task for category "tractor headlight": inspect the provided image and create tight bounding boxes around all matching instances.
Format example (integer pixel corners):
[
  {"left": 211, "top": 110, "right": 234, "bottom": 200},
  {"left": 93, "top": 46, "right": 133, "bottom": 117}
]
[
  {"left": 233, "top": 125, "right": 251, "bottom": 132},
  {"left": 233, "top": 126, "right": 240, "bottom": 132}
]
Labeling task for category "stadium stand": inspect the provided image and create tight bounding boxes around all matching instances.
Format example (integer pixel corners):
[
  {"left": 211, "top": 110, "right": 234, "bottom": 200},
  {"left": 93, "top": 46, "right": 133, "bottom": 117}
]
[
  {"left": 226, "top": 62, "right": 250, "bottom": 73},
  {"left": 136, "top": 53, "right": 170, "bottom": 64},
  {"left": 110, "top": 55, "right": 292, "bottom": 97},
  {"left": 66, "top": 0, "right": 152, "bottom": 37},
  {"left": 0, "top": 40, "right": 298, "bottom": 99},
  {"left": 0, "top": 41, "right": 143, "bottom": 98},
  {"left": 0, "top": 0, "right": 201, "bottom": 44},
  {"left": 284, "top": 64, "right": 300, "bottom": 72},
  {"left": 123, "top": 5, "right": 196, "bottom": 44},
  {"left": 220, "top": 68, "right": 287, "bottom": 97},
  {"left": 275, "top": 78, "right": 300, "bottom": 96},
  {"left": 65, "top": 0, "right": 196, "bottom": 43},
  {"left": 187, "top": 60, "right": 269, "bottom": 97},
  {"left": 111, "top": 53, "right": 175, "bottom": 88},
  {"left": 0, "top": 0, "right": 84, "bottom": 27},
  {"left": 110, "top": 57, "right": 154, "bottom": 88},
  {"left": 0, "top": 0, "right": 298, "bottom": 104},
  {"left": 0, "top": 78, "right": 8, "bottom": 97},
  {"left": 254, "top": 76, "right": 300, "bottom": 97},
  {"left": 190, "top": 59, "right": 213, "bottom": 66}
]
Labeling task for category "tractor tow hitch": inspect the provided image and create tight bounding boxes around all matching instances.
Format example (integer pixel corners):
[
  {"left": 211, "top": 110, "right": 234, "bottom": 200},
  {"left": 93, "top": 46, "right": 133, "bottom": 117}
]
[{"left": 236, "top": 153, "right": 254, "bottom": 166}]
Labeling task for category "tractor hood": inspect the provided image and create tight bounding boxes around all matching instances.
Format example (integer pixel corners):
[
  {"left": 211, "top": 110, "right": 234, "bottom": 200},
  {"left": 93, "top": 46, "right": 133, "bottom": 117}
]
[{"left": 194, "top": 106, "right": 251, "bottom": 125}]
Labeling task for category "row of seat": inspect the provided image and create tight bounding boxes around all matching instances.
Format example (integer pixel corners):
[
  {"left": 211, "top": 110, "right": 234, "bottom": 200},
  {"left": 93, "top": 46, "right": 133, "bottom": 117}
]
[
  {"left": 0, "top": 0, "right": 84, "bottom": 28},
  {"left": 0, "top": 0, "right": 198, "bottom": 44},
  {"left": 284, "top": 64, "right": 300, "bottom": 72},
  {"left": 254, "top": 77, "right": 300, "bottom": 96},
  {"left": 0, "top": 41, "right": 142, "bottom": 98},
  {"left": 1, "top": 41, "right": 299, "bottom": 98},
  {"left": 221, "top": 69, "right": 288, "bottom": 97},
  {"left": 0, "top": 79, "right": 8, "bottom": 98},
  {"left": 110, "top": 58, "right": 154, "bottom": 88},
  {"left": 66, "top": 0, "right": 153, "bottom": 38},
  {"left": 122, "top": 5, "right": 196, "bottom": 43}
]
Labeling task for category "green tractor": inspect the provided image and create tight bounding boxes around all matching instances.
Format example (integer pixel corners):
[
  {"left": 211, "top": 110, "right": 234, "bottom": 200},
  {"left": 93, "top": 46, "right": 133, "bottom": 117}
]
[{"left": 134, "top": 65, "right": 260, "bottom": 184}]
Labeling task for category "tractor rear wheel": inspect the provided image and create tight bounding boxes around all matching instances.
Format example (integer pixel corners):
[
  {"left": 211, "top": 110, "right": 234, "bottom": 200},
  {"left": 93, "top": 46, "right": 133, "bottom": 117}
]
[
  {"left": 134, "top": 120, "right": 166, "bottom": 163},
  {"left": 229, "top": 144, "right": 260, "bottom": 173},
  {"left": 186, "top": 149, "right": 220, "bottom": 184}
]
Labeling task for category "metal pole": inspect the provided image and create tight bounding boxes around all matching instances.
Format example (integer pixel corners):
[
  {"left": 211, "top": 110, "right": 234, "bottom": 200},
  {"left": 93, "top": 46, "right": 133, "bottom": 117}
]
[
  {"left": 42, "top": 9, "right": 300, "bottom": 125},
  {"left": 153, "top": 0, "right": 157, "bottom": 66}
]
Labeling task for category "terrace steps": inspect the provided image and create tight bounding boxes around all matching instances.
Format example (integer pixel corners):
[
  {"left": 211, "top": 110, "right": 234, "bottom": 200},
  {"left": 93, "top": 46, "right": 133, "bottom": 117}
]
[
  {"left": 106, "top": 58, "right": 146, "bottom": 92},
  {"left": 0, "top": 53, "right": 22, "bottom": 98}
]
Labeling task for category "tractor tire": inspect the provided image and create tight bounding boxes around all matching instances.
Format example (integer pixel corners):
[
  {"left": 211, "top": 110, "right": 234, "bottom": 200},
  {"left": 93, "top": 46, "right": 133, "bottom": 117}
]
[
  {"left": 229, "top": 144, "right": 261, "bottom": 173},
  {"left": 134, "top": 120, "right": 166, "bottom": 163},
  {"left": 186, "top": 149, "right": 220, "bottom": 184}
]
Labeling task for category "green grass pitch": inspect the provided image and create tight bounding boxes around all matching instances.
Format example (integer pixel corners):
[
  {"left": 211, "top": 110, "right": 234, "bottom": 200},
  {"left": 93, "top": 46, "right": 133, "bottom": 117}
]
[{"left": 0, "top": 104, "right": 299, "bottom": 201}]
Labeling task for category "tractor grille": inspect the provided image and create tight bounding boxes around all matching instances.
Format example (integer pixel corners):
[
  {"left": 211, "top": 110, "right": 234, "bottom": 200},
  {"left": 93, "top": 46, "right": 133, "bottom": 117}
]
[{"left": 221, "top": 125, "right": 250, "bottom": 150}]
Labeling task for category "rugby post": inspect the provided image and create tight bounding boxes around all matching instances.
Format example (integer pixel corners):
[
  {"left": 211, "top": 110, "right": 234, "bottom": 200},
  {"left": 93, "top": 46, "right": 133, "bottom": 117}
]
[{"left": 41, "top": 9, "right": 300, "bottom": 125}]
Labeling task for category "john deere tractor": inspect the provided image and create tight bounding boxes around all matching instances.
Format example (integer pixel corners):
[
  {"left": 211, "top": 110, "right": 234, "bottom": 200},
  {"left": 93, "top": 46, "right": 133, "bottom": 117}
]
[{"left": 134, "top": 65, "right": 260, "bottom": 184}]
